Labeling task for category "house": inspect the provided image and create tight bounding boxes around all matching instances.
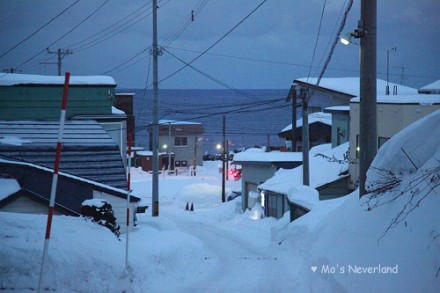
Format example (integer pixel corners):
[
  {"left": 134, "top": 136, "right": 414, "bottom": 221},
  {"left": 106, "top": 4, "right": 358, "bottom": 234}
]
[
  {"left": 0, "top": 73, "right": 133, "bottom": 219},
  {"left": 292, "top": 77, "right": 417, "bottom": 106},
  {"left": 283, "top": 77, "right": 417, "bottom": 151},
  {"left": 323, "top": 106, "right": 350, "bottom": 148},
  {"left": 147, "top": 120, "right": 204, "bottom": 171},
  {"left": 0, "top": 159, "right": 140, "bottom": 233},
  {"left": 0, "top": 73, "right": 128, "bottom": 187},
  {"left": 258, "top": 142, "right": 350, "bottom": 219},
  {"left": 0, "top": 73, "right": 117, "bottom": 120},
  {"left": 0, "top": 120, "right": 128, "bottom": 189},
  {"left": 419, "top": 79, "right": 440, "bottom": 94},
  {"left": 232, "top": 148, "right": 302, "bottom": 212},
  {"left": 348, "top": 94, "right": 440, "bottom": 189},
  {"left": 278, "top": 112, "right": 332, "bottom": 151},
  {"left": 136, "top": 150, "right": 175, "bottom": 173}
]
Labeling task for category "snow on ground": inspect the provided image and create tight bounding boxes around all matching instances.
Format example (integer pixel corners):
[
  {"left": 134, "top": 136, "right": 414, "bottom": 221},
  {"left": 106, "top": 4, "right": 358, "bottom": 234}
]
[{"left": 1, "top": 108, "right": 440, "bottom": 292}]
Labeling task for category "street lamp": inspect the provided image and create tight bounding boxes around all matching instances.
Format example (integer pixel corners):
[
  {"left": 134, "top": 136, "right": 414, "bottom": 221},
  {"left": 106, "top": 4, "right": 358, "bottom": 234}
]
[{"left": 339, "top": 2, "right": 377, "bottom": 197}]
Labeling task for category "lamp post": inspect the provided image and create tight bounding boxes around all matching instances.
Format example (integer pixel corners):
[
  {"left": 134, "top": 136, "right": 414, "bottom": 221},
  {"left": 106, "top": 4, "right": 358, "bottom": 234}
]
[{"left": 339, "top": 0, "right": 377, "bottom": 196}]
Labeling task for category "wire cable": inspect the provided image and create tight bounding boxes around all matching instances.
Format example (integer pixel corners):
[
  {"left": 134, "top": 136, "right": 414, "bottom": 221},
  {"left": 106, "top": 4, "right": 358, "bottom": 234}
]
[
  {"left": 0, "top": 0, "right": 80, "bottom": 59},
  {"left": 307, "top": 0, "right": 327, "bottom": 82},
  {"left": 159, "top": 0, "right": 268, "bottom": 85},
  {"left": 308, "top": 0, "right": 354, "bottom": 101}
]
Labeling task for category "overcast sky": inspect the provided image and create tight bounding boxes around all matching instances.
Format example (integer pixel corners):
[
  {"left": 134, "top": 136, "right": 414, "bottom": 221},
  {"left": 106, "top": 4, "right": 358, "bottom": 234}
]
[{"left": 0, "top": 0, "right": 439, "bottom": 90}]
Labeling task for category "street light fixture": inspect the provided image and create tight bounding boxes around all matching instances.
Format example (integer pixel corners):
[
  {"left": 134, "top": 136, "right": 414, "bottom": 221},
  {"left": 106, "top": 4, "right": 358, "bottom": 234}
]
[{"left": 339, "top": 27, "right": 365, "bottom": 46}]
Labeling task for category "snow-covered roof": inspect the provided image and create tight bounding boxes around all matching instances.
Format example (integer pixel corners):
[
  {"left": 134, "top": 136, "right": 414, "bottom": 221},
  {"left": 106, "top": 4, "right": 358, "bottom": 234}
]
[
  {"left": 287, "top": 185, "right": 319, "bottom": 210},
  {"left": 233, "top": 149, "right": 302, "bottom": 163},
  {"left": 159, "top": 119, "right": 202, "bottom": 125},
  {"left": 0, "top": 120, "right": 115, "bottom": 146},
  {"left": 259, "top": 142, "right": 349, "bottom": 194},
  {"left": 350, "top": 94, "right": 440, "bottom": 104},
  {"left": 0, "top": 73, "right": 116, "bottom": 86},
  {"left": 136, "top": 151, "right": 169, "bottom": 156},
  {"left": 324, "top": 105, "right": 350, "bottom": 112},
  {"left": 419, "top": 79, "right": 440, "bottom": 91},
  {"left": 112, "top": 106, "right": 125, "bottom": 115},
  {"left": 0, "top": 178, "right": 21, "bottom": 201},
  {"left": 295, "top": 77, "right": 417, "bottom": 97},
  {"left": 280, "top": 112, "right": 332, "bottom": 133},
  {"left": 0, "top": 158, "right": 139, "bottom": 201}
]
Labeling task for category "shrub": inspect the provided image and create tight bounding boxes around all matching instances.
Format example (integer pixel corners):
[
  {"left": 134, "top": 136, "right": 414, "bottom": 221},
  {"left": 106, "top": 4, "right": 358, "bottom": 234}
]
[{"left": 80, "top": 199, "right": 120, "bottom": 239}]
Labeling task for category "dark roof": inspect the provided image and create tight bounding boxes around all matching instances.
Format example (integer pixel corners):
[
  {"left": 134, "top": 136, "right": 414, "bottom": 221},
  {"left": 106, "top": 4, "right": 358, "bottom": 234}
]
[
  {"left": 0, "top": 120, "right": 127, "bottom": 189},
  {"left": 0, "top": 161, "right": 139, "bottom": 215}
]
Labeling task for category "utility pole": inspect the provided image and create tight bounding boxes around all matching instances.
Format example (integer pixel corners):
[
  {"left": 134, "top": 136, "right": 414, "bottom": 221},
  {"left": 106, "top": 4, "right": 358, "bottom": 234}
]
[
  {"left": 301, "top": 88, "right": 310, "bottom": 186},
  {"left": 193, "top": 136, "right": 198, "bottom": 176},
  {"left": 43, "top": 48, "right": 73, "bottom": 76},
  {"left": 359, "top": 0, "right": 377, "bottom": 196},
  {"left": 385, "top": 47, "right": 396, "bottom": 95},
  {"left": 221, "top": 115, "right": 226, "bottom": 202},
  {"left": 168, "top": 122, "right": 172, "bottom": 171},
  {"left": 151, "top": 0, "right": 161, "bottom": 216},
  {"left": 289, "top": 85, "right": 298, "bottom": 152}
]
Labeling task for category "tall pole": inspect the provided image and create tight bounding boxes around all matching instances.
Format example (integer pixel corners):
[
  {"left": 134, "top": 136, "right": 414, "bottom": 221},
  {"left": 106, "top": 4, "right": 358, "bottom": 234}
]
[
  {"left": 151, "top": 0, "right": 159, "bottom": 216},
  {"left": 221, "top": 115, "right": 226, "bottom": 202},
  {"left": 38, "top": 72, "right": 70, "bottom": 293},
  {"left": 43, "top": 48, "right": 72, "bottom": 76},
  {"left": 301, "top": 89, "right": 310, "bottom": 186},
  {"left": 290, "top": 87, "right": 297, "bottom": 152},
  {"left": 359, "top": 0, "right": 377, "bottom": 196},
  {"left": 168, "top": 122, "right": 172, "bottom": 171},
  {"left": 125, "top": 135, "right": 132, "bottom": 270}
]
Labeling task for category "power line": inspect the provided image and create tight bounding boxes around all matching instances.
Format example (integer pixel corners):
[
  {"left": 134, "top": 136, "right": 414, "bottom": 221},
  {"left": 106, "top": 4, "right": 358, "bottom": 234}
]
[
  {"left": 309, "top": 0, "right": 354, "bottom": 101},
  {"left": 15, "top": 0, "right": 110, "bottom": 71},
  {"left": 161, "top": 0, "right": 211, "bottom": 47},
  {"left": 163, "top": 47, "right": 289, "bottom": 111},
  {"left": 307, "top": 0, "right": 327, "bottom": 82},
  {"left": 159, "top": 0, "right": 269, "bottom": 85},
  {"left": 0, "top": 0, "right": 80, "bottom": 59}
]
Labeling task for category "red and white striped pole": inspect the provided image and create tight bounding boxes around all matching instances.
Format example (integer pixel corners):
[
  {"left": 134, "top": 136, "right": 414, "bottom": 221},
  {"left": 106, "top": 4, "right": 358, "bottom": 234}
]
[
  {"left": 125, "top": 134, "right": 132, "bottom": 269},
  {"left": 38, "top": 72, "right": 70, "bottom": 293}
]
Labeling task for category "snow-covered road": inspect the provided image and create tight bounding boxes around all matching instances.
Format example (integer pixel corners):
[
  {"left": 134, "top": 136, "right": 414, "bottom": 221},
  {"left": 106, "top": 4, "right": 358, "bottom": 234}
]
[{"left": 159, "top": 208, "right": 297, "bottom": 293}]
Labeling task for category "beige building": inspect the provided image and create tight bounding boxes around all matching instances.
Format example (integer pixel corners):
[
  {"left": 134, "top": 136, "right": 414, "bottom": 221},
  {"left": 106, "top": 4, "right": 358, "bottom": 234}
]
[{"left": 348, "top": 94, "right": 440, "bottom": 189}]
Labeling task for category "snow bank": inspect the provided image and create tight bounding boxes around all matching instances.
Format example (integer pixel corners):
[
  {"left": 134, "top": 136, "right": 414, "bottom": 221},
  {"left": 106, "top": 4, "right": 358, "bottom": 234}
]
[
  {"left": 367, "top": 109, "right": 440, "bottom": 185},
  {"left": 285, "top": 109, "right": 440, "bottom": 292}
]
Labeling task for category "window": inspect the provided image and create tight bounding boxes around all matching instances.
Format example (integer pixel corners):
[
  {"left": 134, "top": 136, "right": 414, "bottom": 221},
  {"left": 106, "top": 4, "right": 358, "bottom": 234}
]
[
  {"left": 174, "top": 136, "right": 188, "bottom": 147},
  {"left": 378, "top": 137, "right": 390, "bottom": 148}
]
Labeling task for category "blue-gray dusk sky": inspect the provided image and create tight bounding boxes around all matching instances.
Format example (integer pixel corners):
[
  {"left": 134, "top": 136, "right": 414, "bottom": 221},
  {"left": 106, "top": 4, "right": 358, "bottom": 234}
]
[{"left": 0, "top": 0, "right": 439, "bottom": 90}]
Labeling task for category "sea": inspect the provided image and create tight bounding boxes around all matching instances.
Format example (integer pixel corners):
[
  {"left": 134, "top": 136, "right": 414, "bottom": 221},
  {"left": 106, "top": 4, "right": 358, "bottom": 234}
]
[{"left": 122, "top": 88, "right": 313, "bottom": 154}]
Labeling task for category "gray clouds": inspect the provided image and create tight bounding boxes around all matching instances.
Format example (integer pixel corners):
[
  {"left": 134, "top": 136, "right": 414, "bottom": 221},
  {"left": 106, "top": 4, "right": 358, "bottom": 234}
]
[{"left": 0, "top": 0, "right": 438, "bottom": 89}]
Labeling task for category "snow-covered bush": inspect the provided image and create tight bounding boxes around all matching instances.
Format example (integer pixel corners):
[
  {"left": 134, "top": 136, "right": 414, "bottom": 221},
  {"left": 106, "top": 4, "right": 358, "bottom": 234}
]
[{"left": 80, "top": 199, "right": 120, "bottom": 239}]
